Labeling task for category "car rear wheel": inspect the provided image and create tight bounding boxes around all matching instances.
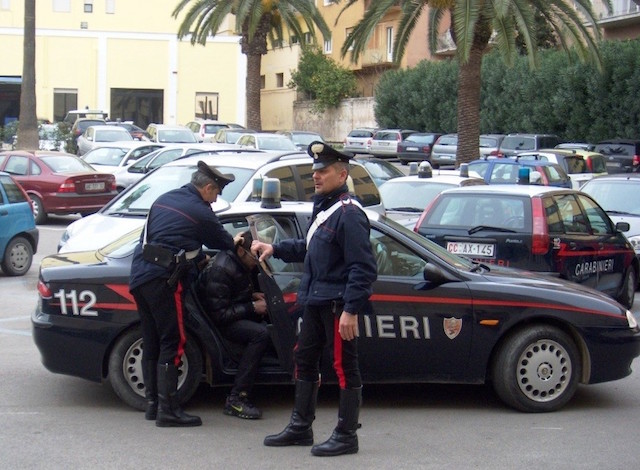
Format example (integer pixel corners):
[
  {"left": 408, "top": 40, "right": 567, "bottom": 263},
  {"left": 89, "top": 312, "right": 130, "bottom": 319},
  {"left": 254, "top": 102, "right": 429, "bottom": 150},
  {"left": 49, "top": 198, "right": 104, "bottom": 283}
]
[
  {"left": 29, "top": 194, "right": 47, "bottom": 224},
  {"left": 108, "top": 327, "right": 203, "bottom": 411},
  {"left": 492, "top": 325, "right": 580, "bottom": 413},
  {"left": 1, "top": 236, "right": 33, "bottom": 276},
  {"left": 616, "top": 266, "right": 637, "bottom": 310}
]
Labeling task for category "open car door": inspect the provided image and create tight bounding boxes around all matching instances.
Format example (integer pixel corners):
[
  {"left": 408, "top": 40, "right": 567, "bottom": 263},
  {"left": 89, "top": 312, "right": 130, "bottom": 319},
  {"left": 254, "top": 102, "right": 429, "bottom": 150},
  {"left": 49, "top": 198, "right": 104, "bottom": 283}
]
[{"left": 248, "top": 214, "right": 299, "bottom": 374}]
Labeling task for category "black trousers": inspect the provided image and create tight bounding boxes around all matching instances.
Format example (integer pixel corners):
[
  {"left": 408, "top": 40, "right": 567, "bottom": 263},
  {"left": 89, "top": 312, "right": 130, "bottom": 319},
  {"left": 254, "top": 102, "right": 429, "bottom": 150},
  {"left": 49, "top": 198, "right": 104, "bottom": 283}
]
[
  {"left": 132, "top": 277, "right": 187, "bottom": 367},
  {"left": 219, "top": 319, "right": 270, "bottom": 396},
  {"left": 294, "top": 304, "right": 362, "bottom": 389}
]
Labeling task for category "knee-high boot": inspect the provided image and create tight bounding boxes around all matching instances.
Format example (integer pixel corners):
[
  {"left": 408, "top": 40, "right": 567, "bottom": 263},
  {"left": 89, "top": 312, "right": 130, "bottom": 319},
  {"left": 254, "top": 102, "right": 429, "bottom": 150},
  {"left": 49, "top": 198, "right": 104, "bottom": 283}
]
[
  {"left": 264, "top": 379, "right": 319, "bottom": 446},
  {"left": 143, "top": 360, "right": 158, "bottom": 420},
  {"left": 156, "top": 363, "right": 202, "bottom": 427},
  {"left": 311, "top": 387, "right": 361, "bottom": 456}
]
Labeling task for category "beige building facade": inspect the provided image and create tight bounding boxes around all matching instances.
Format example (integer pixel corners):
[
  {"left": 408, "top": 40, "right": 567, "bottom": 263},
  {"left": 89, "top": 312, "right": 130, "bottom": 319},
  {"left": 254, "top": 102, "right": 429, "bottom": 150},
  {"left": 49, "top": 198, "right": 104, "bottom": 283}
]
[{"left": 0, "top": 0, "right": 245, "bottom": 128}]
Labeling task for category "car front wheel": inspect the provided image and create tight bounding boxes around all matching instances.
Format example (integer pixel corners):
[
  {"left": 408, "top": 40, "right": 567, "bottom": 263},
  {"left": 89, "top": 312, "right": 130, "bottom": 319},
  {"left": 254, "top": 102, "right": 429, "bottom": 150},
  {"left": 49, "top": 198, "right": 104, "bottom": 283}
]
[
  {"left": 491, "top": 325, "right": 580, "bottom": 413},
  {"left": 107, "top": 327, "right": 203, "bottom": 411},
  {"left": 1, "top": 236, "right": 33, "bottom": 276}
]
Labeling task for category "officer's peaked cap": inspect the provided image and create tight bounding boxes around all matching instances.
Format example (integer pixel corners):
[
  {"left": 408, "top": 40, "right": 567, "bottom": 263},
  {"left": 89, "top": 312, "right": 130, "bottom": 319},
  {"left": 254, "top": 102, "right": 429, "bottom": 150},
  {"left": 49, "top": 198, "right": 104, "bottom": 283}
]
[
  {"left": 307, "top": 141, "right": 354, "bottom": 170},
  {"left": 197, "top": 161, "right": 235, "bottom": 188}
]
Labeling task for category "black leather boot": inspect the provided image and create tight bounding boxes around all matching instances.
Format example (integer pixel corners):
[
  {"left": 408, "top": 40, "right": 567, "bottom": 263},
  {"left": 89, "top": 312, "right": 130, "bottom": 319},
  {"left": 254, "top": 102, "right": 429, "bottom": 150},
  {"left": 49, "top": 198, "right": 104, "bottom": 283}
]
[
  {"left": 156, "top": 363, "right": 202, "bottom": 427},
  {"left": 311, "top": 387, "right": 361, "bottom": 456},
  {"left": 143, "top": 360, "right": 158, "bottom": 421},
  {"left": 264, "top": 380, "right": 319, "bottom": 446}
]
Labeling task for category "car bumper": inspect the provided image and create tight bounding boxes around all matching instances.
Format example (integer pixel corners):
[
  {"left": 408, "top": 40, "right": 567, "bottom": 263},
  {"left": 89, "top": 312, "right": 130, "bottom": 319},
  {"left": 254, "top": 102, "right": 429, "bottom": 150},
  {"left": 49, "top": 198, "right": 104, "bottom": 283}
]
[
  {"left": 583, "top": 324, "right": 640, "bottom": 384},
  {"left": 43, "top": 192, "right": 118, "bottom": 215},
  {"left": 397, "top": 152, "right": 430, "bottom": 162}
]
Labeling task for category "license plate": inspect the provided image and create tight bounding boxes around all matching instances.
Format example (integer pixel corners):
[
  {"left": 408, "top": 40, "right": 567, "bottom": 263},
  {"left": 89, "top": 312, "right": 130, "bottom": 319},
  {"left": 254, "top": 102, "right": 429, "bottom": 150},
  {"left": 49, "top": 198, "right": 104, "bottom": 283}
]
[
  {"left": 605, "top": 162, "right": 620, "bottom": 167},
  {"left": 440, "top": 155, "right": 453, "bottom": 160},
  {"left": 406, "top": 147, "right": 419, "bottom": 151},
  {"left": 446, "top": 242, "right": 495, "bottom": 258},
  {"left": 85, "top": 182, "right": 105, "bottom": 191}
]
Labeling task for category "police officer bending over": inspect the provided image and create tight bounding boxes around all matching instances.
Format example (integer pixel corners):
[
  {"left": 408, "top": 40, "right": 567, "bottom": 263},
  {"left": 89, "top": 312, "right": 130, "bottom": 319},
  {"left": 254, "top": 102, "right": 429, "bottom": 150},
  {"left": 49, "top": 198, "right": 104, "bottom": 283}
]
[
  {"left": 252, "top": 142, "right": 377, "bottom": 456},
  {"left": 129, "top": 161, "right": 235, "bottom": 427},
  {"left": 197, "top": 231, "right": 269, "bottom": 419}
]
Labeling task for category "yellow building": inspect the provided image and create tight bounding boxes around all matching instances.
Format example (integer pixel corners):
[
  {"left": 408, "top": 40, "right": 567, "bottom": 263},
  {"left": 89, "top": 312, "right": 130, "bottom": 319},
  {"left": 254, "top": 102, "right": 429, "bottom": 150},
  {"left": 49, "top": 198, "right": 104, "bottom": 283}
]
[{"left": 0, "top": 0, "right": 245, "bottom": 128}]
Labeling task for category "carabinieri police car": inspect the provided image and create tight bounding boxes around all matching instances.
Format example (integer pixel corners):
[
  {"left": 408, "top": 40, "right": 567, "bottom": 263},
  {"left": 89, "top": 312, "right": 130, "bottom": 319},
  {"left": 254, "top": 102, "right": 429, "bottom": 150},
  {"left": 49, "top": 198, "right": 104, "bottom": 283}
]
[{"left": 32, "top": 198, "right": 640, "bottom": 414}]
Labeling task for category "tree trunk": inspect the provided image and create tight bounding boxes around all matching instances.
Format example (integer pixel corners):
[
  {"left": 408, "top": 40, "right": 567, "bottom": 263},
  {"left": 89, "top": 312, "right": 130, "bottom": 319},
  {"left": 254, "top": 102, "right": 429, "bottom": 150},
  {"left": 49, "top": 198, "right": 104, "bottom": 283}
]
[
  {"left": 246, "top": 53, "right": 262, "bottom": 130},
  {"left": 17, "top": 0, "right": 38, "bottom": 150},
  {"left": 455, "top": 45, "right": 483, "bottom": 166}
]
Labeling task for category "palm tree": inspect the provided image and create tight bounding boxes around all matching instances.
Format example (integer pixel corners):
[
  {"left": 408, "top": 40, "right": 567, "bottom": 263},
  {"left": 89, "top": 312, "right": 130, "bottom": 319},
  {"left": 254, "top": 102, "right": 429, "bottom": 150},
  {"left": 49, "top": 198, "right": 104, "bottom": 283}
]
[
  {"left": 17, "top": 0, "right": 38, "bottom": 150},
  {"left": 340, "top": 0, "right": 609, "bottom": 165},
  {"left": 173, "top": 0, "right": 331, "bottom": 130}
]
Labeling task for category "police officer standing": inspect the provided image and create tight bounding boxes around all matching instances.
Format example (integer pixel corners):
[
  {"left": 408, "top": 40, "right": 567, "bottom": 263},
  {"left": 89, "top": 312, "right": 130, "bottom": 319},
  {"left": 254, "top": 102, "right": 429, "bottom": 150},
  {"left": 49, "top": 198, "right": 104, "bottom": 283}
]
[
  {"left": 252, "top": 142, "right": 377, "bottom": 456},
  {"left": 129, "top": 161, "right": 236, "bottom": 427}
]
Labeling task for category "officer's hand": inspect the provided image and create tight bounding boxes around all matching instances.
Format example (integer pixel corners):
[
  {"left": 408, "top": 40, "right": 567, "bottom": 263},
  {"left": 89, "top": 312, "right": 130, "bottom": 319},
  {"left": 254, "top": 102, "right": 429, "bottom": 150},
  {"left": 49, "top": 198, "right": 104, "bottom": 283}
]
[
  {"left": 252, "top": 292, "right": 265, "bottom": 301},
  {"left": 233, "top": 233, "right": 245, "bottom": 247},
  {"left": 339, "top": 311, "right": 358, "bottom": 341},
  {"left": 251, "top": 241, "right": 273, "bottom": 262},
  {"left": 253, "top": 299, "right": 268, "bottom": 316}
]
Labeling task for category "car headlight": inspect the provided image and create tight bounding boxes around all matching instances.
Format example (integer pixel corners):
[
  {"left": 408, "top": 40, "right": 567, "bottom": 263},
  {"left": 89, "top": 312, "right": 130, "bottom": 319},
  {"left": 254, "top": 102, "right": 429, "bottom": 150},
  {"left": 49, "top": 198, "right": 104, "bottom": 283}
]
[{"left": 626, "top": 310, "right": 638, "bottom": 329}]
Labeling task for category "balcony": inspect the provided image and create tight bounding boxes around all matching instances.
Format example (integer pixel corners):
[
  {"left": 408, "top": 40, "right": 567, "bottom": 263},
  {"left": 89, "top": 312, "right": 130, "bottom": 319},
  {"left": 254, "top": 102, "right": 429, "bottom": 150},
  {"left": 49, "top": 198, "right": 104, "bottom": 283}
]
[
  {"left": 593, "top": 0, "right": 640, "bottom": 28},
  {"left": 360, "top": 48, "right": 397, "bottom": 69}
]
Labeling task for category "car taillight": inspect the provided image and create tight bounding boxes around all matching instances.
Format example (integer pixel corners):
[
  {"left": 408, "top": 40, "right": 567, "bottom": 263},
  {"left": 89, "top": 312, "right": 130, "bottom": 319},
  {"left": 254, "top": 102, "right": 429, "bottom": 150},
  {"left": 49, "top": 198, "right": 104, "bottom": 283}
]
[
  {"left": 490, "top": 150, "right": 503, "bottom": 157},
  {"left": 58, "top": 179, "right": 76, "bottom": 193},
  {"left": 531, "top": 197, "right": 549, "bottom": 255},
  {"left": 37, "top": 280, "right": 52, "bottom": 298},
  {"left": 422, "top": 145, "right": 431, "bottom": 153},
  {"left": 633, "top": 155, "right": 640, "bottom": 167},
  {"left": 109, "top": 176, "right": 117, "bottom": 191},
  {"left": 585, "top": 158, "right": 593, "bottom": 171}
]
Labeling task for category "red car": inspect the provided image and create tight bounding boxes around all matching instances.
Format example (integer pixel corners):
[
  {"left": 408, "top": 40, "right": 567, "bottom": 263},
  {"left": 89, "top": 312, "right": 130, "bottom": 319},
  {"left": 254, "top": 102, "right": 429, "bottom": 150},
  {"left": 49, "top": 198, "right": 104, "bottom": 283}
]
[{"left": 0, "top": 150, "right": 117, "bottom": 224}]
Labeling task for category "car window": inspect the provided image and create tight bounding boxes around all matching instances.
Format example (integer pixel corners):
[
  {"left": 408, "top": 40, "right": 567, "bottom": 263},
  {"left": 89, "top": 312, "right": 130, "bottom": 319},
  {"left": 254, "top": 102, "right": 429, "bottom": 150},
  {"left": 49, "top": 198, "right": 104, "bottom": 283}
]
[
  {"left": 0, "top": 174, "right": 28, "bottom": 203},
  {"left": 376, "top": 132, "right": 397, "bottom": 141},
  {"left": 370, "top": 228, "right": 427, "bottom": 276},
  {"left": 438, "top": 135, "right": 457, "bottom": 145},
  {"left": 468, "top": 161, "right": 490, "bottom": 178},
  {"left": 150, "top": 149, "right": 183, "bottom": 169},
  {"left": 84, "top": 148, "right": 128, "bottom": 166},
  {"left": 541, "top": 165, "right": 569, "bottom": 184},
  {"left": 380, "top": 181, "right": 453, "bottom": 211},
  {"left": 40, "top": 155, "right": 95, "bottom": 173},
  {"left": 489, "top": 163, "right": 519, "bottom": 183},
  {"left": 246, "top": 214, "right": 304, "bottom": 276},
  {"left": 30, "top": 160, "right": 41, "bottom": 175},
  {"left": 577, "top": 194, "right": 612, "bottom": 235},
  {"left": 595, "top": 144, "right": 634, "bottom": 156},
  {"left": 4, "top": 156, "right": 29, "bottom": 175},
  {"left": 264, "top": 166, "right": 298, "bottom": 201},
  {"left": 553, "top": 194, "right": 589, "bottom": 233},
  {"left": 349, "top": 130, "right": 374, "bottom": 138},
  {"left": 406, "top": 134, "right": 436, "bottom": 144},
  {"left": 587, "top": 155, "right": 607, "bottom": 173},
  {"left": 479, "top": 136, "right": 498, "bottom": 148},
  {"left": 502, "top": 136, "right": 534, "bottom": 151},
  {"left": 564, "top": 157, "right": 588, "bottom": 174}
]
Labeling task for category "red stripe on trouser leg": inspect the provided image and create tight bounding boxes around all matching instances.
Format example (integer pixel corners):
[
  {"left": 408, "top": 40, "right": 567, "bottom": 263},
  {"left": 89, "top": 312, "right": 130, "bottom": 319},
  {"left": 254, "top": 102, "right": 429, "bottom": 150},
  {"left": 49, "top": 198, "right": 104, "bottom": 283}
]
[
  {"left": 333, "top": 317, "right": 346, "bottom": 389},
  {"left": 173, "top": 281, "right": 186, "bottom": 367}
]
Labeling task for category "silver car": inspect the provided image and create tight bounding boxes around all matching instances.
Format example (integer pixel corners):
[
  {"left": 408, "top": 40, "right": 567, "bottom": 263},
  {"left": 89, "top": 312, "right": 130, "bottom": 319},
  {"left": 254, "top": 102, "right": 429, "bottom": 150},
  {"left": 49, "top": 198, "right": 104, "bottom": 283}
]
[{"left": 76, "top": 125, "right": 133, "bottom": 156}]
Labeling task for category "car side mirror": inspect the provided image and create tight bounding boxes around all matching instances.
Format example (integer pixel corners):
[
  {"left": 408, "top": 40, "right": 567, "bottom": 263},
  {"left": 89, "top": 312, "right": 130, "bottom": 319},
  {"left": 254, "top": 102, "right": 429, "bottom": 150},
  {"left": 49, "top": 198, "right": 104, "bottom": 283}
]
[
  {"left": 616, "top": 221, "right": 630, "bottom": 232},
  {"left": 423, "top": 262, "right": 451, "bottom": 285}
]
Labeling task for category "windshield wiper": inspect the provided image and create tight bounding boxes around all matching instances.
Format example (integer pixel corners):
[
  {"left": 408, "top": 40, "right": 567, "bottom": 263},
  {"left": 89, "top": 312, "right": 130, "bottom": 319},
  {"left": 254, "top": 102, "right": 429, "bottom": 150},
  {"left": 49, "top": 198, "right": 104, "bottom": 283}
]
[
  {"left": 110, "top": 210, "right": 149, "bottom": 217},
  {"left": 388, "top": 207, "right": 423, "bottom": 212},
  {"left": 468, "top": 225, "right": 517, "bottom": 234}
]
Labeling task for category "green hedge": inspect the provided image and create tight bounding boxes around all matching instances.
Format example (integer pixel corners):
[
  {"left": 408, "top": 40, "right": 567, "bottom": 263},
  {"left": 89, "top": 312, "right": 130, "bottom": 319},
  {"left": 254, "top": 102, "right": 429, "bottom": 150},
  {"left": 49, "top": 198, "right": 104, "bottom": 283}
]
[{"left": 375, "top": 39, "right": 640, "bottom": 142}]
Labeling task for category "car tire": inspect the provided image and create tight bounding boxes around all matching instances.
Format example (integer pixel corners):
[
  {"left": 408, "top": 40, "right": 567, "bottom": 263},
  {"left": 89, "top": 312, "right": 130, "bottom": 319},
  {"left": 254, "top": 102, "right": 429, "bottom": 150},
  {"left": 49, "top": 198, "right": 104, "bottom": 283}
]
[
  {"left": 1, "top": 236, "right": 33, "bottom": 276},
  {"left": 616, "top": 266, "right": 637, "bottom": 310},
  {"left": 107, "top": 327, "right": 203, "bottom": 411},
  {"left": 491, "top": 325, "right": 580, "bottom": 413},
  {"left": 29, "top": 194, "right": 47, "bottom": 224}
]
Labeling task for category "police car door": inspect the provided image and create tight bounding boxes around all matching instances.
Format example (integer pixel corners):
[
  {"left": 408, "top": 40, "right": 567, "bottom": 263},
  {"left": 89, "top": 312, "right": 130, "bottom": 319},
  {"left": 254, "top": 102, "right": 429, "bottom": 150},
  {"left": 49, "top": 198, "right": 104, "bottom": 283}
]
[
  {"left": 362, "top": 226, "right": 474, "bottom": 382},
  {"left": 248, "top": 214, "right": 306, "bottom": 374},
  {"left": 576, "top": 194, "right": 627, "bottom": 294}
]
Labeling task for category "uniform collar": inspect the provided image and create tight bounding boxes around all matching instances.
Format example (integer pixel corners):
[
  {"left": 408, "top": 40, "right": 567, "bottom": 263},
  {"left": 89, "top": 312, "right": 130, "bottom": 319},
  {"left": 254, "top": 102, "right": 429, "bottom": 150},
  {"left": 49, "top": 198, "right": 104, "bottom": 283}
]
[{"left": 313, "top": 184, "right": 349, "bottom": 212}]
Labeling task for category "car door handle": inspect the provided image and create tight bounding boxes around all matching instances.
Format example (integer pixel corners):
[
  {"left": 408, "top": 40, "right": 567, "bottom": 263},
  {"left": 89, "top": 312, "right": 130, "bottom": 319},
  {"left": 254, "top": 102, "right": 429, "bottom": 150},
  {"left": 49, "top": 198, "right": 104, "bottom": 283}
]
[{"left": 0, "top": 210, "right": 8, "bottom": 216}]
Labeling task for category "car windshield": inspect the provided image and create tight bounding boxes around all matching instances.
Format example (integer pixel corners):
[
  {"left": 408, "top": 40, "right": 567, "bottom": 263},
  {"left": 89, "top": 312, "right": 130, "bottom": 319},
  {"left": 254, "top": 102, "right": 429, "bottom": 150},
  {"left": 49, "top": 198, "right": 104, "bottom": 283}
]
[
  {"left": 564, "top": 157, "right": 588, "bottom": 174},
  {"left": 158, "top": 129, "right": 197, "bottom": 143},
  {"left": 291, "top": 133, "right": 320, "bottom": 146},
  {"left": 502, "top": 136, "right": 535, "bottom": 151},
  {"left": 438, "top": 135, "right": 457, "bottom": 145},
  {"left": 380, "top": 181, "right": 453, "bottom": 212},
  {"left": 479, "top": 136, "right": 499, "bottom": 148},
  {"left": 104, "top": 164, "right": 255, "bottom": 215},
  {"left": 357, "top": 160, "right": 403, "bottom": 181},
  {"left": 40, "top": 155, "right": 96, "bottom": 173},
  {"left": 96, "top": 129, "right": 133, "bottom": 142},
  {"left": 406, "top": 134, "right": 436, "bottom": 144},
  {"left": 83, "top": 147, "right": 128, "bottom": 165},
  {"left": 98, "top": 228, "right": 143, "bottom": 259},
  {"left": 582, "top": 180, "right": 640, "bottom": 216},
  {"left": 349, "top": 130, "right": 374, "bottom": 138},
  {"left": 258, "top": 136, "right": 297, "bottom": 150}
]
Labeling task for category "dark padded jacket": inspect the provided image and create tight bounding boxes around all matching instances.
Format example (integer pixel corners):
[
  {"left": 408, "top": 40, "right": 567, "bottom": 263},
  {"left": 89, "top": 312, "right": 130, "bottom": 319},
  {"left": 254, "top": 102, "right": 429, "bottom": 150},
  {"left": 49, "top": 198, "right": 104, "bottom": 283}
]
[
  {"left": 129, "top": 183, "right": 234, "bottom": 292},
  {"left": 273, "top": 184, "right": 377, "bottom": 315},
  {"left": 196, "top": 249, "right": 258, "bottom": 326}
]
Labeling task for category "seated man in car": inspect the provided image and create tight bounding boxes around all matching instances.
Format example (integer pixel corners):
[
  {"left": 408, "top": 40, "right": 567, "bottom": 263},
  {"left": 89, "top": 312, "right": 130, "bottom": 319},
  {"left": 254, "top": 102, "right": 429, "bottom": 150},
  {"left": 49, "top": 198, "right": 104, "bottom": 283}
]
[{"left": 196, "top": 231, "right": 269, "bottom": 419}]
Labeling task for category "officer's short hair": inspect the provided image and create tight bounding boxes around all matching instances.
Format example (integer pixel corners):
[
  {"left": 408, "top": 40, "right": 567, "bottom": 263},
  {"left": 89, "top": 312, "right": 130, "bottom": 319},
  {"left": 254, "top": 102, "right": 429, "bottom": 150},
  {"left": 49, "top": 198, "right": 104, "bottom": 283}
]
[{"left": 191, "top": 170, "right": 214, "bottom": 189}]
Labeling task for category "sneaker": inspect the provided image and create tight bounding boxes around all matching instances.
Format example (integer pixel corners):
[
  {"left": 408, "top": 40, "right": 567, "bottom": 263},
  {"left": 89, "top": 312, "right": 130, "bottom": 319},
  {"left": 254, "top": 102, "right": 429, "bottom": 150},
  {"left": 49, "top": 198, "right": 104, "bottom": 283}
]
[{"left": 224, "top": 392, "right": 262, "bottom": 419}]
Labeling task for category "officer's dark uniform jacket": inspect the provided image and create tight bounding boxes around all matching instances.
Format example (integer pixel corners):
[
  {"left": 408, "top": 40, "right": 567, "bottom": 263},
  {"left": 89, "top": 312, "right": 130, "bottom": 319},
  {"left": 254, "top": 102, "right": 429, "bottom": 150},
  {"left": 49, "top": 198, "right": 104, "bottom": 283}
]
[
  {"left": 196, "top": 250, "right": 258, "bottom": 326},
  {"left": 272, "top": 184, "right": 377, "bottom": 314},
  {"left": 129, "top": 183, "right": 234, "bottom": 292}
]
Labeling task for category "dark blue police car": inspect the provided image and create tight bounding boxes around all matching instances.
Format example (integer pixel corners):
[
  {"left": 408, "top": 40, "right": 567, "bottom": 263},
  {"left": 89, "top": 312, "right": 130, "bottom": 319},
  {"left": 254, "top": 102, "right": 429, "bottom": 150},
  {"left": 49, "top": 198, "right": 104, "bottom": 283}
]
[{"left": 32, "top": 200, "right": 640, "bottom": 414}]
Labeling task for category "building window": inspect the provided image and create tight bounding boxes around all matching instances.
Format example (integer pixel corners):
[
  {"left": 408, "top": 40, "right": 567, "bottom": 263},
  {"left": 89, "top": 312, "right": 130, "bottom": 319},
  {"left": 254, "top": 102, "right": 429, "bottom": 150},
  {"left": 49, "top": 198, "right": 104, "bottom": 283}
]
[
  {"left": 290, "top": 35, "right": 299, "bottom": 45},
  {"left": 84, "top": 0, "right": 93, "bottom": 13},
  {"left": 105, "top": 0, "right": 115, "bottom": 14},
  {"left": 303, "top": 32, "right": 312, "bottom": 45},
  {"left": 53, "top": 89, "right": 78, "bottom": 123},
  {"left": 386, "top": 26, "right": 393, "bottom": 61},
  {"left": 272, "top": 38, "right": 283, "bottom": 49},
  {"left": 260, "top": 75, "right": 265, "bottom": 90},
  {"left": 323, "top": 38, "right": 332, "bottom": 54},
  {"left": 52, "top": 0, "right": 70, "bottom": 12},
  {"left": 194, "top": 92, "right": 219, "bottom": 120},
  {"left": 0, "top": 0, "right": 10, "bottom": 11},
  {"left": 345, "top": 27, "right": 354, "bottom": 51},
  {"left": 111, "top": 88, "right": 163, "bottom": 129},
  {"left": 276, "top": 73, "right": 284, "bottom": 88}
]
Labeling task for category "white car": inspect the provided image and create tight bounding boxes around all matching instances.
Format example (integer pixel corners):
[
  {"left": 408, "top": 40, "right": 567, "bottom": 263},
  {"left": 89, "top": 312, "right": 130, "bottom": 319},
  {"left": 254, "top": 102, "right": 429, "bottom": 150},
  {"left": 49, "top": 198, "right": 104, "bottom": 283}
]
[
  {"left": 112, "top": 143, "right": 236, "bottom": 191},
  {"left": 81, "top": 142, "right": 163, "bottom": 174},
  {"left": 235, "top": 133, "right": 298, "bottom": 151},
  {"left": 58, "top": 150, "right": 385, "bottom": 252},
  {"left": 515, "top": 149, "right": 607, "bottom": 189},
  {"left": 76, "top": 125, "right": 133, "bottom": 156}
]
